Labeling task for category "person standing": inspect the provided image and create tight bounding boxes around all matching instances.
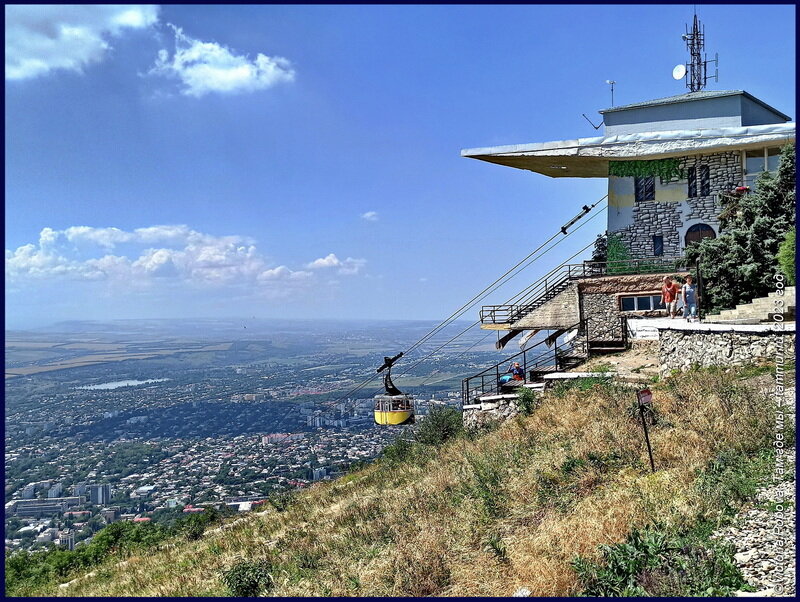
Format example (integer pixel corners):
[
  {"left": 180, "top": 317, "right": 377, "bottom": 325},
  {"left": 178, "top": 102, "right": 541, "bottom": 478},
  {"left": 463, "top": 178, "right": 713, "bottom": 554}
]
[
  {"left": 682, "top": 275, "right": 698, "bottom": 322},
  {"left": 660, "top": 276, "right": 681, "bottom": 319}
]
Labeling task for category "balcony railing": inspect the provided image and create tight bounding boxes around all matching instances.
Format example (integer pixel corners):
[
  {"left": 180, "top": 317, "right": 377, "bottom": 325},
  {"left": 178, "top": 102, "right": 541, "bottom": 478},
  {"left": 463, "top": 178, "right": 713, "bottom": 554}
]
[{"left": 461, "top": 320, "right": 586, "bottom": 404}]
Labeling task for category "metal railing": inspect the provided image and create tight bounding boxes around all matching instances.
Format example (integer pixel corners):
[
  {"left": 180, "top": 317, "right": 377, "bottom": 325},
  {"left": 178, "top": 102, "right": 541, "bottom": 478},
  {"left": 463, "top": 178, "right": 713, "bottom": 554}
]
[
  {"left": 480, "top": 256, "right": 687, "bottom": 325},
  {"left": 461, "top": 321, "right": 586, "bottom": 404}
]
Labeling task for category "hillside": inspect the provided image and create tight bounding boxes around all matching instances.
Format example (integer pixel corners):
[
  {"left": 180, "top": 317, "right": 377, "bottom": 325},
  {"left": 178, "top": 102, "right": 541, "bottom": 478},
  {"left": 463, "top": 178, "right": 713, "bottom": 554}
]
[{"left": 8, "top": 363, "right": 794, "bottom": 597}]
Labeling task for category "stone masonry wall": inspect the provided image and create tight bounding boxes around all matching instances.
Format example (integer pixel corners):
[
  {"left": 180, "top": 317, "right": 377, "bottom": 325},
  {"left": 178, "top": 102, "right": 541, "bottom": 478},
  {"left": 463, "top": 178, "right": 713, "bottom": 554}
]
[
  {"left": 578, "top": 272, "right": 689, "bottom": 342},
  {"left": 658, "top": 327, "right": 795, "bottom": 375},
  {"left": 613, "top": 150, "right": 742, "bottom": 258},
  {"left": 582, "top": 292, "right": 622, "bottom": 340},
  {"left": 462, "top": 397, "right": 524, "bottom": 430}
]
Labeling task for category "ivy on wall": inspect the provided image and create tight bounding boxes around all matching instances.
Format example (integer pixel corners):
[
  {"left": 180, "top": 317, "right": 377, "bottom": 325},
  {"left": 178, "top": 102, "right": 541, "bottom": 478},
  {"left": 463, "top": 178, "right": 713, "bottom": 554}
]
[{"left": 608, "top": 158, "right": 684, "bottom": 181}]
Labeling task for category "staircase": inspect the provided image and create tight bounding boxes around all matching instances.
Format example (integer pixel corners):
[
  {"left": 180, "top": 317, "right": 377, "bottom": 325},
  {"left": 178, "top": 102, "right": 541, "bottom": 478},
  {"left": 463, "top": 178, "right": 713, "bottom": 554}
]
[
  {"left": 480, "top": 256, "right": 686, "bottom": 326},
  {"left": 704, "top": 287, "right": 795, "bottom": 324}
]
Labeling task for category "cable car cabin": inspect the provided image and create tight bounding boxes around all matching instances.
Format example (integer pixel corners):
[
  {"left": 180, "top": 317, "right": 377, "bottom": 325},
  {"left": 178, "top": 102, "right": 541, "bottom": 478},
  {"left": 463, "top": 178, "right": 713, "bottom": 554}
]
[
  {"left": 374, "top": 394, "right": 415, "bottom": 426},
  {"left": 373, "top": 352, "right": 415, "bottom": 426}
]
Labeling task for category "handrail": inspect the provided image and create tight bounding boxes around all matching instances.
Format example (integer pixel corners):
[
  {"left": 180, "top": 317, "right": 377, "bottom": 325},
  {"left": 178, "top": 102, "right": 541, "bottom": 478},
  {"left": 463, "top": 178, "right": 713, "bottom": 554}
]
[{"left": 461, "top": 321, "right": 585, "bottom": 403}]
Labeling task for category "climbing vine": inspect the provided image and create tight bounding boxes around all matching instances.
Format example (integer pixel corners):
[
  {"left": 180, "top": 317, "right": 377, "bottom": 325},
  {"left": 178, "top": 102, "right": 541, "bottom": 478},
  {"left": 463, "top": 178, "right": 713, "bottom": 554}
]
[{"left": 609, "top": 158, "right": 684, "bottom": 181}]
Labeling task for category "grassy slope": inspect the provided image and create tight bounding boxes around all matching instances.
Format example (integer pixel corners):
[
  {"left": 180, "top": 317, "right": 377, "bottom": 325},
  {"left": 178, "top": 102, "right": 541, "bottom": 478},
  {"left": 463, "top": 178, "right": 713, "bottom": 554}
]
[{"left": 27, "top": 366, "right": 787, "bottom": 597}]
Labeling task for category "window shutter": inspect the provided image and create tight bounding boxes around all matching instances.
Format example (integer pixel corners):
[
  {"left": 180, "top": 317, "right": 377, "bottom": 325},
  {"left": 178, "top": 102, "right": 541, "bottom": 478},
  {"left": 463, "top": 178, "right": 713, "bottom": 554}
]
[{"left": 699, "top": 165, "right": 710, "bottom": 196}]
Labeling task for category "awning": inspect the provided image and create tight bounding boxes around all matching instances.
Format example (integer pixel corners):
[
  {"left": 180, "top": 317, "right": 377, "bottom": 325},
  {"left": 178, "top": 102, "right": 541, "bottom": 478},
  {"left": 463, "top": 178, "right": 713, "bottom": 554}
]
[{"left": 461, "top": 122, "right": 796, "bottom": 178}]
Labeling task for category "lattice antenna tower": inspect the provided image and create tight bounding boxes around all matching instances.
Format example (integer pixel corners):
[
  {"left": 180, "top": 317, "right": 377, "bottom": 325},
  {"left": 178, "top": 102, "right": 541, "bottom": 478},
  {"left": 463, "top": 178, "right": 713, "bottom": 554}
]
[{"left": 679, "top": 11, "right": 718, "bottom": 92}]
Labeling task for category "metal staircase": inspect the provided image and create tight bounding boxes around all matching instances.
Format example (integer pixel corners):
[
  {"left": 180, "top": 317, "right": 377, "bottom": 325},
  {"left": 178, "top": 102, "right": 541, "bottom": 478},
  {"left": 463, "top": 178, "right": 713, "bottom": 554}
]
[
  {"left": 480, "top": 257, "right": 686, "bottom": 326},
  {"left": 461, "top": 320, "right": 587, "bottom": 404}
]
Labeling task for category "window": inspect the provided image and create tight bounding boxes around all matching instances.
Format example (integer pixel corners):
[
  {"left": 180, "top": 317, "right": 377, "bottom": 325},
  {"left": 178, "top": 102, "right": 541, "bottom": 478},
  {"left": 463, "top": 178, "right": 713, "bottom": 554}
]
[
  {"left": 653, "top": 235, "right": 664, "bottom": 256},
  {"left": 685, "top": 223, "right": 716, "bottom": 246},
  {"left": 767, "top": 147, "right": 781, "bottom": 172},
  {"left": 744, "top": 147, "right": 782, "bottom": 188},
  {"left": 688, "top": 165, "right": 710, "bottom": 197},
  {"left": 619, "top": 294, "right": 665, "bottom": 311},
  {"left": 634, "top": 176, "right": 655, "bottom": 202}
]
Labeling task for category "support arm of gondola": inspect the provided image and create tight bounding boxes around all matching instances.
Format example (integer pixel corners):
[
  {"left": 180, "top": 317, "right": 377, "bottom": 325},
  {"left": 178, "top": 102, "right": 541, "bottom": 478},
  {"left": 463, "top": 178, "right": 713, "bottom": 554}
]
[{"left": 377, "top": 352, "right": 403, "bottom": 373}]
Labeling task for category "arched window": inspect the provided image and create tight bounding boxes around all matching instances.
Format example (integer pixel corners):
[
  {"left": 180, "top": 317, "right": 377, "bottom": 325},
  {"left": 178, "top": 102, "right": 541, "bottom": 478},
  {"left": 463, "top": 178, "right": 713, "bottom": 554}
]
[{"left": 685, "top": 223, "right": 716, "bottom": 246}]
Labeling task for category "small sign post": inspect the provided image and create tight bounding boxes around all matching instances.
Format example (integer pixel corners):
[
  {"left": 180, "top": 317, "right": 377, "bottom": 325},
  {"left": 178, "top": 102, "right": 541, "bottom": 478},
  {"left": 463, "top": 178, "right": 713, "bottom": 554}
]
[{"left": 636, "top": 388, "right": 656, "bottom": 473}]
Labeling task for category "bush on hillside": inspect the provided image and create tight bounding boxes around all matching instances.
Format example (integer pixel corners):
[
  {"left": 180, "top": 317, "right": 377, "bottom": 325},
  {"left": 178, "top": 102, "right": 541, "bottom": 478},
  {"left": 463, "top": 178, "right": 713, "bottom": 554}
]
[
  {"left": 777, "top": 226, "right": 795, "bottom": 285},
  {"left": 572, "top": 525, "right": 748, "bottom": 596},
  {"left": 516, "top": 387, "right": 540, "bottom": 416},
  {"left": 381, "top": 436, "right": 414, "bottom": 464},
  {"left": 220, "top": 558, "right": 274, "bottom": 596},
  {"left": 415, "top": 406, "right": 463, "bottom": 446}
]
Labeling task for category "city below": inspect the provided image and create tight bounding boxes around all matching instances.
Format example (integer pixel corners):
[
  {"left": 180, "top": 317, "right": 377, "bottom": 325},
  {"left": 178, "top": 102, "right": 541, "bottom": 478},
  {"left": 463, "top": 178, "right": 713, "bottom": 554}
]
[{"left": 4, "top": 318, "right": 499, "bottom": 552}]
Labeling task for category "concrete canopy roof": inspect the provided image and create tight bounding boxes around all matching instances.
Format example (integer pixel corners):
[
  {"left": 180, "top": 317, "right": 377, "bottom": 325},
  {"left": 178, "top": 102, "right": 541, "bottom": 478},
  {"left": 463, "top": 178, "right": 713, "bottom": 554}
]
[{"left": 461, "top": 122, "right": 796, "bottom": 178}]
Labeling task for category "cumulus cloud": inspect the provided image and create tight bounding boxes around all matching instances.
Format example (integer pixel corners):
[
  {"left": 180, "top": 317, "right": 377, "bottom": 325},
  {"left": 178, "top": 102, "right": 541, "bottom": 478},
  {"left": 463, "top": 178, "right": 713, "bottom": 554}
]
[
  {"left": 360, "top": 211, "right": 379, "bottom": 222},
  {"left": 306, "top": 253, "right": 366, "bottom": 275},
  {"left": 5, "top": 4, "right": 159, "bottom": 80},
  {"left": 5, "top": 225, "right": 323, "bottom": 290},
  {"left": 150, "top": 24, "right": 294, "bottom": 97}
]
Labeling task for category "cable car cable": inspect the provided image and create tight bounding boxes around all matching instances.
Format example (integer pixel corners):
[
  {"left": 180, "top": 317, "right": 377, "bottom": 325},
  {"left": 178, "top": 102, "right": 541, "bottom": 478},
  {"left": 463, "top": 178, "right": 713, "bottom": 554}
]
[{"left": 324, "top": 197, "right": 607, "bottom": 406}]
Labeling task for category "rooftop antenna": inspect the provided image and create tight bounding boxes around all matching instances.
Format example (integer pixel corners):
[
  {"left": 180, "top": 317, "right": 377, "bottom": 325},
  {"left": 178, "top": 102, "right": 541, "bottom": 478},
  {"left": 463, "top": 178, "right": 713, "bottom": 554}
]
[
  {"left": 580, "top": 79, "right": 614, "bottom": 130},
  {"left": 606, "top": 80, "right": 616, "bottom": 106},
  {"left": 677, "top": 10, "right": 718, "bottom": 92}
]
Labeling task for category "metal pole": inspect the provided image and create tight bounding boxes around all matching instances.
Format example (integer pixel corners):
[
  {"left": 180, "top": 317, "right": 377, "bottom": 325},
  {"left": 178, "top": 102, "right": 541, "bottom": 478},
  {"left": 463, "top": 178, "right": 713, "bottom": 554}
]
[
  {"left": 695, "top": 257, "right": 703, "bottom": 321},
  {"left": 639, "top": 402, "right": 656, "bottom": 473}
]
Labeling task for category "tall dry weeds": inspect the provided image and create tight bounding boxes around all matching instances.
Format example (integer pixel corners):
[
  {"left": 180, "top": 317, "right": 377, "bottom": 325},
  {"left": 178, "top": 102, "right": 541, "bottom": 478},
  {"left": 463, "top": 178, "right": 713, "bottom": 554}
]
[{"left": 34, "top": 366, "right": 782, "bottom": 598}]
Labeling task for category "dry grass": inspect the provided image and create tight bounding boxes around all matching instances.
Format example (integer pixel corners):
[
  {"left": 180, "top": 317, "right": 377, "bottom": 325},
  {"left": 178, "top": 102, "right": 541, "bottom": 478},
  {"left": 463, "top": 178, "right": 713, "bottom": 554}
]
[{"left": 32, "top": 366, "right": 781, "bottom": 597}]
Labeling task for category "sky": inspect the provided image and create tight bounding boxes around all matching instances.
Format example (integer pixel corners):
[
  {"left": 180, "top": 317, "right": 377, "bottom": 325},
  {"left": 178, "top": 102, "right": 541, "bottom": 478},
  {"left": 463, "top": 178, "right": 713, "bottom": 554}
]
[{"left": 5, "top": 4, "right": 796, "bottom": 329}]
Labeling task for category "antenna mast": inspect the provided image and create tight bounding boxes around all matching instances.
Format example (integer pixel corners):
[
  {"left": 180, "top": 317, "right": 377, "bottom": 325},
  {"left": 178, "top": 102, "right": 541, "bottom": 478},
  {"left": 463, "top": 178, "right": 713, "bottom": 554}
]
[{"left": 682, "top": 11, "right": 718, "bottom": 92}]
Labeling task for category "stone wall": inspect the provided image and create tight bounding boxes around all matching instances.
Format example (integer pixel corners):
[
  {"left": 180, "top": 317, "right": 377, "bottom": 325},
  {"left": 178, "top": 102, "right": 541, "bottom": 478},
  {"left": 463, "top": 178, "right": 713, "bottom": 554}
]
[
  {"left": 658, "top": 326, "right": 795, "bottom": 375},
  {"left": 462, "top": 397, "right": 523, "bottom": 430},
  {"left": 612, "top": 150, "right": 742, "bottom": 258},
  {"left": 578, "top": 272, "right": 689, "bottom": 341}
]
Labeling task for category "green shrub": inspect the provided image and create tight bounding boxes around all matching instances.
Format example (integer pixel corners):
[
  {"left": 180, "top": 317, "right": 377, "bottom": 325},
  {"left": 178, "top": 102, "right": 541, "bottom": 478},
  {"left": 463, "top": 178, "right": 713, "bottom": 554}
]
[
  {"left": 220, "top": 558, "right": 274, "bottom": 596},
  {"left": 381, "top": 436, "right": 415, "bottom": 464},
  {"left": 465, "top": 452, "right": 506, "bottom": 518},
  {"left": 268, "top": 491, "right": 295, "bottom": 512},
  {"left": 777, "top": 226, "right": 795, "bottom": 285},
  {"left": 516, "top": 387, "right": 540, "bottom": 416},
  {"left": 415, "top": 406, "right": 463, "bottom": 446},
  {"left": 572, "top": 526, "right": 749, "bottom": 596}
]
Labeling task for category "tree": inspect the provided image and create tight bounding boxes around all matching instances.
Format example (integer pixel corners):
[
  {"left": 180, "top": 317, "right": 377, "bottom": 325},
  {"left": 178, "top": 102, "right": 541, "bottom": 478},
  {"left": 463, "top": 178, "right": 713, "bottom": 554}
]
[
  {"left": 686, "top": 144, "right": 796, "bottom": 313},
  {"left": 415, "top": 406, "right": 463, "bottom": 446},
  {"left": 592, "top": 233, "right": 607, "bottom": 262},
  {"left": 777, "top": 227, "right": 796, "bottom": 285}
]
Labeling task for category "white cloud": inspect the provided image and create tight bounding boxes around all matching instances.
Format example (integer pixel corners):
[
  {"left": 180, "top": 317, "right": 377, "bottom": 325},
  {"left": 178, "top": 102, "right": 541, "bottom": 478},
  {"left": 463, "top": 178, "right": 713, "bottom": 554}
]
[
  {"left": 150, "top": 24, "right": 294, "bottom": 97},
  {"left": 306, "top": 253, "right": 341, "bottom": 269},
  {"left": 360, "top": 211, "right": 379, "bottom": 222},
  {"left": 305, "top": 253, "right": 366, "bottom": 275},
  {"left": 6, "top": 226, "right": 359, "bottom": 296},
  {"left": 5, "top": 5, "right": 159, "bottom": 80}
]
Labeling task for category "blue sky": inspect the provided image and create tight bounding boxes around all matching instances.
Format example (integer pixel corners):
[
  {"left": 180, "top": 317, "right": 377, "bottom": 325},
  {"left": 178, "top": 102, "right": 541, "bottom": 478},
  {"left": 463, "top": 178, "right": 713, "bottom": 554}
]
[{"left": 5, "top": 4, "right": 796, "bottom": 329}]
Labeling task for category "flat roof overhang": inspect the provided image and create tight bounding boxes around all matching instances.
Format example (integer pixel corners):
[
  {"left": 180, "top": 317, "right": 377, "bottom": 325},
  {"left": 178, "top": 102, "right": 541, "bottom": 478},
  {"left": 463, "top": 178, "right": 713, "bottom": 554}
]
[{"left": 461, "top": 122, "right": 796, "bottom": 178}]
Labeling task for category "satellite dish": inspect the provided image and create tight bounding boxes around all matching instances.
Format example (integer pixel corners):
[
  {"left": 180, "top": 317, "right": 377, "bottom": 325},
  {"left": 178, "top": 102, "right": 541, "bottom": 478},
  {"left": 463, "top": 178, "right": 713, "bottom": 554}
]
[{"left": 672, "top": 64, "right": 687, "bottom": 80}]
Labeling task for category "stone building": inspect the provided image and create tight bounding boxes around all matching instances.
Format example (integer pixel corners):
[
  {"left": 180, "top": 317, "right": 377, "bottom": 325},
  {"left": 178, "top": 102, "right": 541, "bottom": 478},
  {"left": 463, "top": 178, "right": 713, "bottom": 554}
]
[
  {"left": 459, "top": 89, "right": 794, "bottom": 404},
  {"left": 463, "top": 90, "right": 794, "bottom": 259}
]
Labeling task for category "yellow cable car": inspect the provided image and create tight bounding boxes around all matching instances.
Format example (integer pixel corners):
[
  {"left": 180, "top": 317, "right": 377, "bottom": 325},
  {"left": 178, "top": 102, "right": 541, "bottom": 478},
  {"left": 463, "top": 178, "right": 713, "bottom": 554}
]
[{"left": 374, "top": 352, "right": 415, "bottom": 426}]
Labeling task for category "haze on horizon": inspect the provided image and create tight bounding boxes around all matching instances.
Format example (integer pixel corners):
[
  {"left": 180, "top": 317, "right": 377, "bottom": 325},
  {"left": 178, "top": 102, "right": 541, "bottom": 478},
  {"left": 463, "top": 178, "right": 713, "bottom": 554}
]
[{"left": 5, "top": 4, "right": 796, "bottom": 330}]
